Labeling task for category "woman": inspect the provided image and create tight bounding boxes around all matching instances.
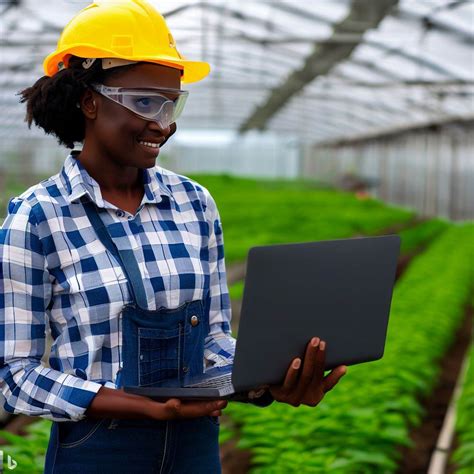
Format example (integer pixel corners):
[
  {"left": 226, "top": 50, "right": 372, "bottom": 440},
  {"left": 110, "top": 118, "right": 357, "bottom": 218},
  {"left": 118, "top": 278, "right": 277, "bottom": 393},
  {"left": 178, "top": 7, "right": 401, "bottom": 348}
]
[{"left": 0, "top": 1, "right": 347, "bottom": 472}]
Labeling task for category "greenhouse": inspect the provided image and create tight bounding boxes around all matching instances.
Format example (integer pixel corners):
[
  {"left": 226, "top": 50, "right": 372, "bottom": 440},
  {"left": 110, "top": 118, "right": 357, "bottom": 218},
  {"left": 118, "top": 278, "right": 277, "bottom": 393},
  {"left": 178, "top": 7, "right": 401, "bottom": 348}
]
[{"left": 0, "top": 0, "right": 473, "bottom": 473}]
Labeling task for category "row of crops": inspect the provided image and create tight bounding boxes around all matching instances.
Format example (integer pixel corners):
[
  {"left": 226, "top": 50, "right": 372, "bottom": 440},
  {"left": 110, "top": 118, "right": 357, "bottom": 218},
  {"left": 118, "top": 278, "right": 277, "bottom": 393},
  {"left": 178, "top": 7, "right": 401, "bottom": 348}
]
[
  {"left": 228, "top": 217, "right": 449, "bottom": 302},
  {"left": 0, "top": 174, "right": 472, "bottom": 473},
  {"left": 191, "top": 175, "right": 416, "bottom": 263},
  {"left": 452, "top": 339, "right": 474, "bottom": 472},
  {"left": 194, "top": 175, "right": 472, "bottom": 473},
  {"left": 220, "top": 223, "right": 473, "bottom": 473}
]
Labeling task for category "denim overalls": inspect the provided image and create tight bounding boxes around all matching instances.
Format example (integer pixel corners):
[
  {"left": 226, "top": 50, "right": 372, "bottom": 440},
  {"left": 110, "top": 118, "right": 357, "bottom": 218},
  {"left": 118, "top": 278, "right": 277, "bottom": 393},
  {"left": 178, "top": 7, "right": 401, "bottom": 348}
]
[{"left": 44, "top": 201, "right": 221, "bottom": 474}]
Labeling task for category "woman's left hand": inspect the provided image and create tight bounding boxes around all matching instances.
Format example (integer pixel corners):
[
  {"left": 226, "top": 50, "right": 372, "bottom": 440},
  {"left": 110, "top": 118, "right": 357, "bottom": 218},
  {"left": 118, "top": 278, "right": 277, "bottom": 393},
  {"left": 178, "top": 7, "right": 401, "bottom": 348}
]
[{"left": 267, "top": 337, "right": 347, "bottom": 407}]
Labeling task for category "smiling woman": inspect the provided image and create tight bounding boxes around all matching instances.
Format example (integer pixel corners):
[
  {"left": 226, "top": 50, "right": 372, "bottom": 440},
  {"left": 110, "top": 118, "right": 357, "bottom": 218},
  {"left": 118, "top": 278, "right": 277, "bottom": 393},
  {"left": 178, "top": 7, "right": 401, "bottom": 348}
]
[
  {"left": 0, "top": 1, "right": 346, "bottom": 473},
  {"left": 1, "top": 1, "right": 244, "bottom": 472}
]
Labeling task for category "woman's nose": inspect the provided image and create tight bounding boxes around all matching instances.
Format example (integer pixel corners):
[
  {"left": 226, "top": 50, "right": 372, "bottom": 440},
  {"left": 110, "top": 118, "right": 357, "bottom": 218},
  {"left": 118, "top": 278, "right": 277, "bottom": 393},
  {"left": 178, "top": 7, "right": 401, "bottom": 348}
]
[{"left": 147, "top": 119, "right": 171, "bottom": 136}]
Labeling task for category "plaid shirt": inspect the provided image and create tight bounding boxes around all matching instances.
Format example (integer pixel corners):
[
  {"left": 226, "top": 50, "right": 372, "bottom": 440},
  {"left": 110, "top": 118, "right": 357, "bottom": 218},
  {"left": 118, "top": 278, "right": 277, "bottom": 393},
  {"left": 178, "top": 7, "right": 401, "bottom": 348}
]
[{"left": 0, "top": 152, "right": 235, "bottom": 421}]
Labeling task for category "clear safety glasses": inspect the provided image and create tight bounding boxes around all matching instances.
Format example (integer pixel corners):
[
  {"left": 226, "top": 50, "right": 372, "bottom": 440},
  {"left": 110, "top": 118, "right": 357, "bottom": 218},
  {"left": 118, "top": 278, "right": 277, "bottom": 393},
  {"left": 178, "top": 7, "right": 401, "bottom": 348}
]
[{"left": 90, "top": 83, "right": 189, "bottom": 129}]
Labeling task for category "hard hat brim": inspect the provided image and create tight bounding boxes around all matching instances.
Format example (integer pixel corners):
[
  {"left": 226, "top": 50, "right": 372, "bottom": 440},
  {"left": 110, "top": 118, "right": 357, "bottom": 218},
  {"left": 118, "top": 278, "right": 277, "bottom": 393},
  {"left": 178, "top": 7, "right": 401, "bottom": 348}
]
[{"left": 43, "top": 46, "right": 210, "bottom": 84}]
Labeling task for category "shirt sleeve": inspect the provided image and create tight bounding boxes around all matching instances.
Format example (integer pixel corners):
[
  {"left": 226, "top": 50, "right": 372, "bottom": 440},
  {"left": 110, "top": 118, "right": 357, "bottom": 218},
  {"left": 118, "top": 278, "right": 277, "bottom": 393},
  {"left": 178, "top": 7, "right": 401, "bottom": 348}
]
[
  {"left": 0, "top": 198, "right": 103, "bottom": 422},
  {"left": 201, "top": 191, "right": 236, "bottom": 370}
]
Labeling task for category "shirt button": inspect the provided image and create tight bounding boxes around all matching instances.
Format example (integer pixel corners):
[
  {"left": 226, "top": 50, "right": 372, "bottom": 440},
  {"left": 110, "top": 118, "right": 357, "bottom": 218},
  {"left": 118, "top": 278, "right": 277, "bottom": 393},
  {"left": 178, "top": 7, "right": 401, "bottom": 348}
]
[
  {"left": 183, "top": 366, "right": 189, "bottom": 373},
  {"left": 139, "top": 354, "right": 144, "bottom": 361},
  {"left": 190, "top": 315, "right": 199, "bottom": 327},
  {"left": 116, "top": 210, "right": 125, "bottom": 217}
]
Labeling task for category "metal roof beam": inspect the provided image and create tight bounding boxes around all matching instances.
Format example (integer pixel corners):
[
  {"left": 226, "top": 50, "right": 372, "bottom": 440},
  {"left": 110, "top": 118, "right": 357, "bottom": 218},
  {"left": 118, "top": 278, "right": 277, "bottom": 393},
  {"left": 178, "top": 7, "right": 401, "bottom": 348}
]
[
  {"left": 238, "top": 0, "right": 399, "bottom": 133},
  {"left": 344, "top": 57, "right": 406, "bottom": 81},
  {"left": 314, "top": 114, "right": 474, "bottom": 146},
  {"left": 394, "top": 5, "right": 474, "bottom": 45},
  {"left": 304, "top": 92, "right": 411, "bottom": 117},
  {"left": 268, "top": 2, "right": 334, "bottom": 27},
  {"left": 285, "top": 101, "right": 393, "bottom": 128},
  {"left": 326, "top": 72, "right": 452, "bottom": 116},
  {"left": 199, "top": 2, "right": 289, "bottom": 34},
  {"left": 0, "top": 0, "right": 21, "bottom": 16},
  {"left": 364, "top": 39, "right": 470, "bottom": 79}
]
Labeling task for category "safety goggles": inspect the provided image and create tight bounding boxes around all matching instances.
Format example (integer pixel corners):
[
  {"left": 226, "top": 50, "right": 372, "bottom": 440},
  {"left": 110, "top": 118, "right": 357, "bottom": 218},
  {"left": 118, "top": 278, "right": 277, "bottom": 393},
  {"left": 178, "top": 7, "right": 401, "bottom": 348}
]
[{"left": 90, "top": 83, "right": 189, "bottom": 128}]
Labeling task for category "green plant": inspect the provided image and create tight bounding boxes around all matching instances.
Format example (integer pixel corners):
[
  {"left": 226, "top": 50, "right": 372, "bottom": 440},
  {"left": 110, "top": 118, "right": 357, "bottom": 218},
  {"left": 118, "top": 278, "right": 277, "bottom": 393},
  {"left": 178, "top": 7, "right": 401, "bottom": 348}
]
[
  {"left": 398, "top": 218, "right": 450, "bottom": 254},
  {"left": 223, "top": 224, "right": 474, "bottom": 473},
  {"left": 189, "top": 175, "right": 415, "bottom": 264},
  {"left": 0, "top": 174, "right": 50, "bottom": 221},
  {"left": 0, "top": 420, "right": 51, "bottom": 474},
  {"left": 228, "top": 217, "right": 453, "bottom": 301},
  {"left": 229, "top": 280, "right": 245, "bottom": 301},
  {"left": 451, "top": 342, "right": 474, "bottom": 473}
]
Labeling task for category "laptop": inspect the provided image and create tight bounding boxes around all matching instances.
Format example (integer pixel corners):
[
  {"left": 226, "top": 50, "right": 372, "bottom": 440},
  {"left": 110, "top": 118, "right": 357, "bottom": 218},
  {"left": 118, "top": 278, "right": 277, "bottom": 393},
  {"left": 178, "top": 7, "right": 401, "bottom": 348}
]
[{"left": 125, "top": 235, "right": 400, "bottom": 400}]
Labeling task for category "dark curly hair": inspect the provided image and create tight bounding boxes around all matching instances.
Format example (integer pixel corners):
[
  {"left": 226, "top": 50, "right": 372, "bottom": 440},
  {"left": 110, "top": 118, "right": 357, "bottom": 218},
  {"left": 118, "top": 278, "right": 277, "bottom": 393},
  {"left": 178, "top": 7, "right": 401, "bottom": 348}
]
[{"left": 18, "top": 56, "right": 138, "bottom": 149}]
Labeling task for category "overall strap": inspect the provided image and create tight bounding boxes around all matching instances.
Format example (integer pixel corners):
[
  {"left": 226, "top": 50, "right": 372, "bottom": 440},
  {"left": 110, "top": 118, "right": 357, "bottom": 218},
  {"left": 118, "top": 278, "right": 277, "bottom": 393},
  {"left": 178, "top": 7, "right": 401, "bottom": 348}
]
[{"left": 82, "top": 200, "right": 148, "bottom": 309}]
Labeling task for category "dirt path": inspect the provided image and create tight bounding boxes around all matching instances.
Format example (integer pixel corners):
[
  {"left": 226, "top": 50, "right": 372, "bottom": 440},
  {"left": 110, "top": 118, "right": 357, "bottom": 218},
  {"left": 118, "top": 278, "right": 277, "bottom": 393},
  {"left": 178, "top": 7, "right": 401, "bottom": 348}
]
[{"left": 396, "top": 306, "right": 473, "bottom": 473}]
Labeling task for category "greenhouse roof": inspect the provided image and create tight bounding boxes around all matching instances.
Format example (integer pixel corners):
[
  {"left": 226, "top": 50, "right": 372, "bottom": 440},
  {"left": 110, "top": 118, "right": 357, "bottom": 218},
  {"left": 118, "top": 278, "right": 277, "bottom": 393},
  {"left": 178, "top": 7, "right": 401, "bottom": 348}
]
[{"left": 1, "top": 0, "right": 473, "bottom": 144}]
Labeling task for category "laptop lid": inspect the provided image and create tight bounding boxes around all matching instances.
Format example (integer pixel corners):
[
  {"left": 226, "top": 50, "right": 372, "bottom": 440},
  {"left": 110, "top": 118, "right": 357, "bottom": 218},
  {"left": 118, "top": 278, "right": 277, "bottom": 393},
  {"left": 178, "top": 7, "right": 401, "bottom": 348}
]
[{"left": 231, "top": 235, "right": 400, "bottom": 392}]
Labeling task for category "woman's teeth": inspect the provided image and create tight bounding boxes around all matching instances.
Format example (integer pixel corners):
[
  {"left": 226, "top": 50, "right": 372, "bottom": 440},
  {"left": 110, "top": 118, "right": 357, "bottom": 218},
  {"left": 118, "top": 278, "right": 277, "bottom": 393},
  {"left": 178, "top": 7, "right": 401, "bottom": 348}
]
[{"left": 138, "top": 140, "right": 160, "bottom": 149}]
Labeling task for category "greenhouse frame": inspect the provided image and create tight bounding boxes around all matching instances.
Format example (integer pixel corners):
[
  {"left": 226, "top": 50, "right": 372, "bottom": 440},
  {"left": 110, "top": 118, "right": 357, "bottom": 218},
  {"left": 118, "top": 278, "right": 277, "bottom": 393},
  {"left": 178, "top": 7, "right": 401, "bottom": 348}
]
[
  {"left": 0, "top": 1, "right": 473, "bottom": 474},
  {"left": 1, "top": 0, "right": 473, "bottom": 218}
]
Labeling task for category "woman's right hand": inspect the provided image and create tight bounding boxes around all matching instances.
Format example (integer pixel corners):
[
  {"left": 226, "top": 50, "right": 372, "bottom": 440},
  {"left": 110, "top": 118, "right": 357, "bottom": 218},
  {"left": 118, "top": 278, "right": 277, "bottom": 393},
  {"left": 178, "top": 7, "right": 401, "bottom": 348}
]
[{"left": 145, "top": 398, "right": 228, "bottom": 420}]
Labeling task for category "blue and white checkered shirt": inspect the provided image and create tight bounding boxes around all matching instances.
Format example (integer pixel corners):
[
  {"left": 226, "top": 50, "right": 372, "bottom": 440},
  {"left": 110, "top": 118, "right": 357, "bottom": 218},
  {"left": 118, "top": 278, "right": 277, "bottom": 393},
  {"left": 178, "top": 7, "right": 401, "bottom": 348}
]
[{"left": 0, "top": 152, "right": 235, "bottom": 421}]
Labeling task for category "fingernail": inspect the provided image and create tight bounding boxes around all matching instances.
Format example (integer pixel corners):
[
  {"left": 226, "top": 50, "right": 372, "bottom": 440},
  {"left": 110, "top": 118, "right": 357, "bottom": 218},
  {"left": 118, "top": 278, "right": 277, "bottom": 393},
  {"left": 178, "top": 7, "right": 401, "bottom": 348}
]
[
  {"left": 311, "top": 337, "right": 320, "bottom": 347},
  {"left": 320, "top": 341, "right": 326, "bottom": 350},
  {"left": 293, "top": 359, "right": 301, "bottom": 369}
]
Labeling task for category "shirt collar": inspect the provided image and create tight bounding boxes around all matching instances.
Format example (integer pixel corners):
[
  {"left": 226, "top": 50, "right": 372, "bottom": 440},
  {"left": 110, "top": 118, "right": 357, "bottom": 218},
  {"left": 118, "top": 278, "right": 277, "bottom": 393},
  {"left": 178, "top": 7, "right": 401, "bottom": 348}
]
[{"left": 61, "top": 152, "right": 174, "bottom": 207}]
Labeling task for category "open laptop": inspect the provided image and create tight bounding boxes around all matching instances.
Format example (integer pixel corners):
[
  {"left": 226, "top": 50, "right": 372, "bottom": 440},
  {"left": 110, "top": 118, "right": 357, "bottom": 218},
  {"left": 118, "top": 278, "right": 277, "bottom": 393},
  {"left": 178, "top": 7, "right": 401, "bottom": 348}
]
[{"left": 125, "top": 235, "right": 400, "bottom": 400}]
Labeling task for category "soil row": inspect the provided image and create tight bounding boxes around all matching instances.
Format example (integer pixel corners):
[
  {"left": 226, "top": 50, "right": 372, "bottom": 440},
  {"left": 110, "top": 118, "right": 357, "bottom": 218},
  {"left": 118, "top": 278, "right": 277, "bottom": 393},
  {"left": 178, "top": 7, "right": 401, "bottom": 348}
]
[{"left": 396, "top": 306, "right": 472, "bottom": 473}]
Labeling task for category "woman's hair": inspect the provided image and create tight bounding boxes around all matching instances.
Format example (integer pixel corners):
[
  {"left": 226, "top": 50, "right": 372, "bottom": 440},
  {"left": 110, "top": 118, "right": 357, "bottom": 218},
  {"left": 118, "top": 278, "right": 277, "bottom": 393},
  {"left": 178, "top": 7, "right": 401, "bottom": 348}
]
[{"left": 18, "top": 56, "right": 136, "bottom": 149}]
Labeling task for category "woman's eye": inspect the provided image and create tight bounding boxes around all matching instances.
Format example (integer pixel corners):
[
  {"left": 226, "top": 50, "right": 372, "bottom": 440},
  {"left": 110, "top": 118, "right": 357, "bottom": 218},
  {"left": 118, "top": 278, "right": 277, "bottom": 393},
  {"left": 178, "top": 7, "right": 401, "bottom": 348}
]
[{"left": 135, "top": 97, "right": 152, "bottom": 108}]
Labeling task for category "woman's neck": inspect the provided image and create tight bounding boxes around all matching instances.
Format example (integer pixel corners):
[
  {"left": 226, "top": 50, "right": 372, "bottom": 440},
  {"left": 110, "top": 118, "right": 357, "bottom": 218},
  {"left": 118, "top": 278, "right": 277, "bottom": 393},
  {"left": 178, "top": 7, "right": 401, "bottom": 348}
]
[{"left": 74, "top": 145, "right": 143, "bottom": 196}]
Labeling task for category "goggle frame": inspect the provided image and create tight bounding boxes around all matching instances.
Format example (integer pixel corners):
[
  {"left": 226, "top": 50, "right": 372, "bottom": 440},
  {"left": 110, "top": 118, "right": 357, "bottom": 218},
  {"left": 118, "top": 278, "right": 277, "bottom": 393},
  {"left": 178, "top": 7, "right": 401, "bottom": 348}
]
[{"left": 90, "top": 83, "right": 189, "bottom": 127}]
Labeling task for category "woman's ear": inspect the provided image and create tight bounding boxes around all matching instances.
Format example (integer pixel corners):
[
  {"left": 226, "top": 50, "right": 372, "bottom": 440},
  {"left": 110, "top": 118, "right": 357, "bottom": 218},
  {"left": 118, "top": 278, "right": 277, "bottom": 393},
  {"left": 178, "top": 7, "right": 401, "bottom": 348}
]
[{"left": 79, "top": 89, "right": 98, "bottom": 118}]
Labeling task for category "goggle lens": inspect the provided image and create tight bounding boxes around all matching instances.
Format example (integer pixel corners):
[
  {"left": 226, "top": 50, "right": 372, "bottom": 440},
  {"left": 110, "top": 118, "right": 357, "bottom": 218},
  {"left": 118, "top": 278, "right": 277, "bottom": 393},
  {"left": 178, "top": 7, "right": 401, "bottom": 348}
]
[{"left": 91, "top": 84, "right": 188, "bottom": 127}]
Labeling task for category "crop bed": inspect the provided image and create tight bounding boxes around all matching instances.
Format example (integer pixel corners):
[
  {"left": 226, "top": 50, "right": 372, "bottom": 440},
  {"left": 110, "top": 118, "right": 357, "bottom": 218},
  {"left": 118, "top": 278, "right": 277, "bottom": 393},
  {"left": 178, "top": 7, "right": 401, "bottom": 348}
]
[
  {"left": 220, "top": 224, "right": 473, "bottom": 473},
  {"left": 450, "top": 340, "right": 474, "bottom": 473},
  {"left": 189, "top": 174, "right": 415, "bottom": 264},
  {"left": 397, "top": 304, "right": 472, "bottom": 473}
]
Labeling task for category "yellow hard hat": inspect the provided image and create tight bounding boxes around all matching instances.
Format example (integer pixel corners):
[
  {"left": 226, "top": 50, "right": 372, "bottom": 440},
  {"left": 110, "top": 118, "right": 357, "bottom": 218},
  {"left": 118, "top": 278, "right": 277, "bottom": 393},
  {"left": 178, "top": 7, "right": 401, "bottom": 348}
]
[{"left": 43, "top": 0, "right": 210, "bottom": 84}]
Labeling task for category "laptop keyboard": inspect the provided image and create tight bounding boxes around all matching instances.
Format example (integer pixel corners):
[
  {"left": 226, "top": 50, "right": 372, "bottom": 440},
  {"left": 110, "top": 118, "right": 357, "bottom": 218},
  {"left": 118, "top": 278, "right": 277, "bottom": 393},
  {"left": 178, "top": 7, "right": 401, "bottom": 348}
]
[{"left": 187, "top": 373, "right": 232, "bottom": 389}]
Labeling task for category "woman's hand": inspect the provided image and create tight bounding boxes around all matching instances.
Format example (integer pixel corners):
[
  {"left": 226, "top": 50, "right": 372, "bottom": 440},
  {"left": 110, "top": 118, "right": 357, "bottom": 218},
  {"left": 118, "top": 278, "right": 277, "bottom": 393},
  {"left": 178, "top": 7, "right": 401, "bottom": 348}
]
[
  {"left": 145, "top": 398, "right": 228, "bottom": 421},
  {"left": 268, "top": 337, "right": 347, "bottom": 407},
  {"left": 86, "top": 386, "right": 227, "bottom": 421}
]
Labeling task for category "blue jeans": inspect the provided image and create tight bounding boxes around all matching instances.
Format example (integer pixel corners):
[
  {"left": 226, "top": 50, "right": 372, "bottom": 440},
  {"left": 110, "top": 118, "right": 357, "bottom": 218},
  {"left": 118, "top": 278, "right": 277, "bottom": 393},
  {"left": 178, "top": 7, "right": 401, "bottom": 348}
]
[{"left": 45, "top": 415, "right": 221, "bottom": 473}]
